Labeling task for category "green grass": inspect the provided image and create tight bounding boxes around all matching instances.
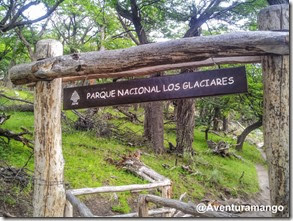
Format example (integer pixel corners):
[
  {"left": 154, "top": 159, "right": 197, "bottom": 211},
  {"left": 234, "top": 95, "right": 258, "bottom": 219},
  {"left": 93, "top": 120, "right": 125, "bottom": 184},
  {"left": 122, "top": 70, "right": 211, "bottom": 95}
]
[
  {"left": 0, "top": 86, "right": 33, "bottom": 106},
  {"left": 0, "top": 87, "right": 266, "bottom": 214}
]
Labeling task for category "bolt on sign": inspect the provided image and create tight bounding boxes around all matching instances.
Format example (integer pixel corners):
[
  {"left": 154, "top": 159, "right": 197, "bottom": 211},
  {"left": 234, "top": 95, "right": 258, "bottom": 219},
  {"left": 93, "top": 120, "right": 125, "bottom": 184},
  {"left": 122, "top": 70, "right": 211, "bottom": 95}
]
[{"left": 63, "top": 66, "right": 247, "bottom": 110}]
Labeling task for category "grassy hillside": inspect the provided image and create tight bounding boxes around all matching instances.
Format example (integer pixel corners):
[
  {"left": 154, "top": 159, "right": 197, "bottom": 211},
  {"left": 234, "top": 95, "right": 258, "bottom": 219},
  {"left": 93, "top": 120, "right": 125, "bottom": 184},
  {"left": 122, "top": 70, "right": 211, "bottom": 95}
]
[{"left": 0, "top": 86, "right": 266, "bottom": 215}]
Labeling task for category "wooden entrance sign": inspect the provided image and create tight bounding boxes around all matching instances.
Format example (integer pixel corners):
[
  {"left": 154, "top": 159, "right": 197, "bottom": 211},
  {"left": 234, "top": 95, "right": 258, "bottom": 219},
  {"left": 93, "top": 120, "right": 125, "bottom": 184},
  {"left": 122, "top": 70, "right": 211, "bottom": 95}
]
[{"left": 64, "top": 66, "right": 247, "bottom": 110}]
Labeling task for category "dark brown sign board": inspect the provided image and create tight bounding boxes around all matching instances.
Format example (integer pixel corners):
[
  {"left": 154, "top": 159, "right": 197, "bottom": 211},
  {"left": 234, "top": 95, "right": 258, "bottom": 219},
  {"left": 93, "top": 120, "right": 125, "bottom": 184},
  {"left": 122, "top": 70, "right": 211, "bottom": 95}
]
[{"left": 63, "top": 66, "right": 247, "bottom": 110}]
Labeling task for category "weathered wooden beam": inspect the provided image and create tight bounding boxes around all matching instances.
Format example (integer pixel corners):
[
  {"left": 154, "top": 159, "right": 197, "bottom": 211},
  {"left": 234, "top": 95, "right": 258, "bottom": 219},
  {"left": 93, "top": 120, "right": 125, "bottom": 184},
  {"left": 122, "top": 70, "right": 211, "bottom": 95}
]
[
  {"left": 140, "top": 194, "right": 238, "bottom": 217},
  {"left": 110, "top": 208, "right": 173, "bottom": 217},
  {"left": 69, "top": 180, "right": 171, "bottom": 196},
  {"left": 258, "top": 4, "right": 289, "bottom": 218},
  {"left": 61, "top": 56, "right": 261, "bottom": 82},
  {"left": 66, "top": 191, "right": 95, "bottom": 217},
  {"left": 161, "top": 185, "right": 172, "bottom": 217},
  {"left": 138, "top": 195, "right": 149, "bottom": 217},
  {"left": 139, "top": 166, "right": 167, "bottom": 181},
  {"left": 33, "top": 39, "right": 65, "bottom": 217},
  {"left": 10, "top": 31, "right": 288, "bottom": 85}
]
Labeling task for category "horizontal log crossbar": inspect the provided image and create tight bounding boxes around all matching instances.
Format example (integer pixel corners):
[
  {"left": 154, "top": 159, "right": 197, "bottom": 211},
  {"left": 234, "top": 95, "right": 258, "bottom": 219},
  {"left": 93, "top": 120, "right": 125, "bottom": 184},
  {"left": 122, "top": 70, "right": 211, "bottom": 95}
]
[
  {"left": 110, "top": 207, "right": 173, "bottom": 217},
  {"left": 62, "top": 56, "right": 261, "bottom": 83},
  {"left": 10, "top": 31, "right": 288, "bottom": 85},
  {"left": 69, "top": 180, "right": 171, "bottom": 196}
]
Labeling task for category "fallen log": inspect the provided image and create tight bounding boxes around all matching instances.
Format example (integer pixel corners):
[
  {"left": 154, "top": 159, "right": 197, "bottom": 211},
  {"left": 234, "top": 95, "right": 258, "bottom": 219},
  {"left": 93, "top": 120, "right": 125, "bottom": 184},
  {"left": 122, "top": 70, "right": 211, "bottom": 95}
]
[
  {"left": 10, "top": 31, "right": 288, "bottom": 85},
  {"left": 0, "top": 92, "right": 33, "bottom": 105},
  {"left": 207, "top": 140, "right": 242, "bottom": 160},
  {"left": 0, "top": 113, "right": 10, "bottom": 125},
  {"left": 0, "top": 127, "right": 33, "bottom": 149},
  {"left": 0, "top": 104, "right": 34, "bottom": 112},
  {"left": 2, "top": 211, "right": 16, "bottom": 218},
  {"left": 115, "top": 107, "right": 142, "bottom": 123}
]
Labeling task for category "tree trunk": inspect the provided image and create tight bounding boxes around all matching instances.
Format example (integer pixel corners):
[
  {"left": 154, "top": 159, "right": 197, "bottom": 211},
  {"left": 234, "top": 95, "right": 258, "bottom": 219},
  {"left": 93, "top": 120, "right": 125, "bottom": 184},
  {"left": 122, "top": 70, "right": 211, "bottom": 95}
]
[
  {"left": 133, "top": 103, "right": 138, "bottom": 111},
  {"left": 33, "top": 40, "right": 65, "bottom": 217},
  {"left": 205, "top": 127, "right": 210, "bottom": 141},
  {"left": 164, "top": 101, "right": 170, "bottom": 118},
  {"left": 258, "top": 4, "right": 289, "bottom": 217},
  {"left": 222, "top": 115, "right": 228, "bottom": 132},
  {"left": 144, "top": 101, "right": 164, "bottom": 154},
  {"left": 235, "top": 118, "right": 262, "bottom": 151},
  {"left": 213, "top": 107, "right": 221, "bottom": 131},
  {"left": 175, "top": 98, "right": 195, "bottom": 154}
]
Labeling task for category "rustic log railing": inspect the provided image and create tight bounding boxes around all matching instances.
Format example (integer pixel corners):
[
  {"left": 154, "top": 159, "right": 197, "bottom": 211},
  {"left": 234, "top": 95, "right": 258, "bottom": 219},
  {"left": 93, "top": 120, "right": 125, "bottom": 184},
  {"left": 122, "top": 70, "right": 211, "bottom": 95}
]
[
  {"left": 137, "top": 194, "right": 239, "bottom": 218},
  {"left": 64, "top": 159, "right": 172, "bottom": 217}
]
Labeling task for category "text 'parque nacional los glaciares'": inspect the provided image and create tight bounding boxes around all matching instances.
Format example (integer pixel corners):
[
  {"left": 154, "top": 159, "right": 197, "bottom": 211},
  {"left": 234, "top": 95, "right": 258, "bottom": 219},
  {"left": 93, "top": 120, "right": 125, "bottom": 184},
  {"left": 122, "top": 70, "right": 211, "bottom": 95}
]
[{"left": 63, "top": 66, "right": 247, "bottom": 110}]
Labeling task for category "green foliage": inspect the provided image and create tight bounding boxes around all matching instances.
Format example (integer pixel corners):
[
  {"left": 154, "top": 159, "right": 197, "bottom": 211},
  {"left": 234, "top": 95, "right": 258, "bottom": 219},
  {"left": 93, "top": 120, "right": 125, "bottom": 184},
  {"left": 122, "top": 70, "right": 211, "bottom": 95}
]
[
  {"left": 111, "top": 196, "right": 131, "bottom": 214},
  {"left": 196, "top": 64, "right": 263, "bottom": 128}
]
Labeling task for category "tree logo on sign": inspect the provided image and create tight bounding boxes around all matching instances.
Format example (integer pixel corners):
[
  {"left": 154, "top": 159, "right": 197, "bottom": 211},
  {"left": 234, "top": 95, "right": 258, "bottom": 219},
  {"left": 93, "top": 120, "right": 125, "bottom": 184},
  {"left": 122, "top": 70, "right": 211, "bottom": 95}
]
[{"left": 70, "top": 90, "right": 80, "bottom": 105}]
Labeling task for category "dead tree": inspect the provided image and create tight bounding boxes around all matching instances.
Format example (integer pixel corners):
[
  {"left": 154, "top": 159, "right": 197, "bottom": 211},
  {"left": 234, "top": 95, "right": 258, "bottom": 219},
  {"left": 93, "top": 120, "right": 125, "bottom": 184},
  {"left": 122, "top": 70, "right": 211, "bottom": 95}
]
[{"left": 0, "top": 113, "right": 33, "bottom": 149}]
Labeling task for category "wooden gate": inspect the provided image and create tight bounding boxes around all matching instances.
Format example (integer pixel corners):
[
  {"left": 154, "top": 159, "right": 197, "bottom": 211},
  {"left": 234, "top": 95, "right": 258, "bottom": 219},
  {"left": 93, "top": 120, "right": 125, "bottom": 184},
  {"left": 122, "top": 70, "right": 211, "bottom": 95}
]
[{"left": 8, "top": 4, "right": 289, "bottom": 217}]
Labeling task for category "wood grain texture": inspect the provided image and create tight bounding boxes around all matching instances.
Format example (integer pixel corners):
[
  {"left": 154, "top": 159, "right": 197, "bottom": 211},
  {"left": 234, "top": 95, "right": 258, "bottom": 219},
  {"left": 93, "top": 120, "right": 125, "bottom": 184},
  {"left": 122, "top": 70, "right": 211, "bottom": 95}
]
[
  {"left": 33, "top": 40, "right": 65, "bottom": 217},
  {"left": 64, "top": 200, "right": 73, "bottom": 217},
  {"left": 111, "top": 207, "right": 173, "bottom": 217},
  {"left": 69, "top": 180, "right": 171, "bottom": 196},
  {"left": 66, "top": 191, "right": 94, "bottom": 217},
  {"left": 61, "top": 56, "right": 261, "bottom": 82},
  {"left": 138, "top": 195, "right": 149, "bottom": 217},
  {"left": 10, "top": 31, "right": 288, "bottom": 85},
  {"left": 139, "top": 194, "right": 238, "bottom": 217},
  {"left": 259, "top": 4, "right": 289, "bottom": 217}
]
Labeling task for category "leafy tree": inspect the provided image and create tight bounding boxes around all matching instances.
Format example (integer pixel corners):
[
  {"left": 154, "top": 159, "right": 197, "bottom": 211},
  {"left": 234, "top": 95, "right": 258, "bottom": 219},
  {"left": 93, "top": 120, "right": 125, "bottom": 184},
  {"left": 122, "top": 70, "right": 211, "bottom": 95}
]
[
  {"left": 0, "top": 0, "right": 64, "bottom": 33},
  {"left": 113, "top": 0, "right": 172, "bottom": 154},
  {"left": 163, "top": 0, "right": 267, "bottom": 155}
]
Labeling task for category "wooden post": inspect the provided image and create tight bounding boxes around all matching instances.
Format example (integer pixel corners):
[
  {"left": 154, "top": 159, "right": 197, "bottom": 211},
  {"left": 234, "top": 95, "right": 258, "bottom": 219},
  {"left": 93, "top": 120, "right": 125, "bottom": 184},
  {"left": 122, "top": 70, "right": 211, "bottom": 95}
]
[
  {"left": 161, "top": 185, "right": 172, "bottom": 217},
  {"left": 64, "top": 200, "right": 73, "bottom": 217},
  {"left": 33, "top": 39, "right": 65, "bottom": 217},
  {"left": 258, "top": 4, "right": 289, "bottom": 217},
  {"left": 138, "top": 195, "right": 149, "bottom": 217}
]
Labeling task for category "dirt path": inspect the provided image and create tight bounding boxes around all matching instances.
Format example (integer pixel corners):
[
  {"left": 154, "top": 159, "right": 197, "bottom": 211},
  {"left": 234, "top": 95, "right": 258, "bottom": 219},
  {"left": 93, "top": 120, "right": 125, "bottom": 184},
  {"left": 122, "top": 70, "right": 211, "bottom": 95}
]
[{"left": 239, "top": 146, "right": 272, "bottom": 217}]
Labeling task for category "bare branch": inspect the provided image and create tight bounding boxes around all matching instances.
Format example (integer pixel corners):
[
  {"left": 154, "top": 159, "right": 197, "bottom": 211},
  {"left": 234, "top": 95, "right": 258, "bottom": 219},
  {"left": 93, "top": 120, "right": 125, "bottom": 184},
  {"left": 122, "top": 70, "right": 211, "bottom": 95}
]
[
  {"left": 139, "top": 0, "right": 162, "bottom": 10},
  {"left": 2, "top": 0, "right": 64, "bottom": 32},
  {"left": 0, "top": 92, "right": 33, "bottom": 105},
  {"left": 210, "top": 0, "right": 258, "bottom": 20},
  {"left": 15, "top": 28, "right": 35, "bottom": 61},
  {"left": 117, "top": 14, "right": 140, "bottom": 45},
  {"left": 116, "top": 3, "right": 133, "bottom": 22},
  {"left": 0, "top": 127, "right": 33, "bottom": 149},
  {"left": 0, "top": 0, "right": 15, "bottom": 26}
]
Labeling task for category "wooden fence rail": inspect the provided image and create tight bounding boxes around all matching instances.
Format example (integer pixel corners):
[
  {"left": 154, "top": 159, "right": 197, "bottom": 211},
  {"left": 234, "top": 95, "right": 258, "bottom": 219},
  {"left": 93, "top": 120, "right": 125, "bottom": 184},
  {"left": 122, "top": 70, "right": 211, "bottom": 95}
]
[
  {"left": 64, "top": 158, "right": 172, "bottom": 217},
  {"left": 65, "top": 191, "right": 95, "bottom": 217},
  {"left": 138, "top": 194, "right": 239, "bottom": 218},
  {"left": 69, "top": 180, "right": 171, "bottom": 196}
]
